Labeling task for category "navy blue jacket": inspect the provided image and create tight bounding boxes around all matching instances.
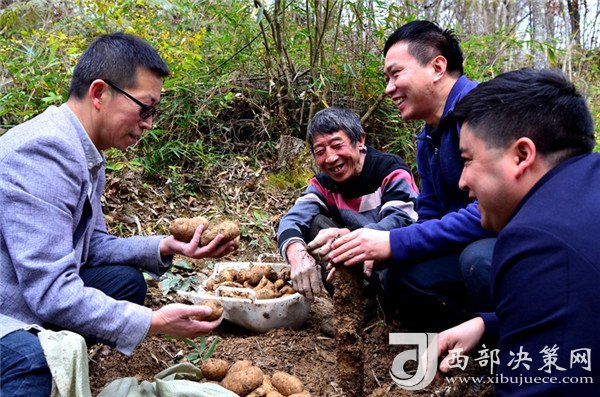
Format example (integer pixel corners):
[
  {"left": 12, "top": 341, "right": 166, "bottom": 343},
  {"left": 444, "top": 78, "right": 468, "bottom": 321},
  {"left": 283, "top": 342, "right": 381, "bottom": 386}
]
[
  {"left": 390, "top": 76, "right": 495, "bottom": 263},
  {"left": 481, "top": 153, "right": 600, "bottom": 396}
]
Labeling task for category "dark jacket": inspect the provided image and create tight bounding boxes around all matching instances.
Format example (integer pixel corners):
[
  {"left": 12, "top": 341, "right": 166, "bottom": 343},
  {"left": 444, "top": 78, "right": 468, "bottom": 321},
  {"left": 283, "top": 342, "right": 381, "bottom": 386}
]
[
  {"left": 481, "top": 153, "right": 600, "bottom": 396},
  {"left": 390, "top": 76, "right": 495, "bottom": 263}
]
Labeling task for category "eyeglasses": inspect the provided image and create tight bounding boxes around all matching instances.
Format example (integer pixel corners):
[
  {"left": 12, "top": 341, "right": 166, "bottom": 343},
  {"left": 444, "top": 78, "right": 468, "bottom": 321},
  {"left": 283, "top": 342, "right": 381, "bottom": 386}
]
[{"left": 103, "top": 80, "right": 159, "bottom": 119}]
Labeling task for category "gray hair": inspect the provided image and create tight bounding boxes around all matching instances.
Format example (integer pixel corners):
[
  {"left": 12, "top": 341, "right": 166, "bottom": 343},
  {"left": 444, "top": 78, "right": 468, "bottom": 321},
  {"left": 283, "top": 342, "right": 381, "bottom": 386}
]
[{"left": 306, "top": 107, "right": 365, "bottom": 152}]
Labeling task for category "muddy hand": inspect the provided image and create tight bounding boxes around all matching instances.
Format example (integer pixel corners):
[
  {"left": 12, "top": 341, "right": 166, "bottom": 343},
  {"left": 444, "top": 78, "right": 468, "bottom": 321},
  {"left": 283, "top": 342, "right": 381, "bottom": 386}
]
[
  {"left": 287, "top": 243, "right": 321, "bottom": 300},
  {"left": 306, "top": 227, "right": 350, "bottom": 259}
]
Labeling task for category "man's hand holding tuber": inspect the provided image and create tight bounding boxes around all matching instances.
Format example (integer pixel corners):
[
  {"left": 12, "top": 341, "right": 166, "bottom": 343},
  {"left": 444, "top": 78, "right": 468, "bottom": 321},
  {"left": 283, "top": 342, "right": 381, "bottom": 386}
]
[
  {"left": 149, "top": 303, "right": 222, "bottom": 338},
  {"left": 160, "top": 224, "right": 236, "bottom": 259}
]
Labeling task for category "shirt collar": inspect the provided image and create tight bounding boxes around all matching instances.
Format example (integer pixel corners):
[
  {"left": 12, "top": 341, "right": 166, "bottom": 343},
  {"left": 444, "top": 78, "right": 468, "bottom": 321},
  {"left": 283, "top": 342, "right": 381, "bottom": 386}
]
[
  {"left": 422, "top": 75, "right": 476, "bottom": 137},
  {"left": 508, "top": 154, "right": 590, "bottom": 225},
  {"left": 59, "top": 104, "right": 105, "bottom": 172}
]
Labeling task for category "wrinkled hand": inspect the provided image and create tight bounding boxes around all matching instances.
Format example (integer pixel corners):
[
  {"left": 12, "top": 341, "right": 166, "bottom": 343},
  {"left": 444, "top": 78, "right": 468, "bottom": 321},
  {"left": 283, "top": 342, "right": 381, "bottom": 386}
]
[
  {"left": 306, "top": 227, "right": 350, "bottom": 259},
  {"left": 149, "top": 303, "right": 222, "bottom": 338},
  {"left": 437, "top": 317, "right": 486, "bottom": 373},
  {"left": 326, "top": 259, "right": 374, "bottom": 283},
  {"left": 287, "top": 242, "right": 321, "bottom": 300},
  {"left": 329, "top": 228, "right": 392, "bottom": 266},
  {"left": 160, "top": 224, "right": 236, "bottom": 259}
]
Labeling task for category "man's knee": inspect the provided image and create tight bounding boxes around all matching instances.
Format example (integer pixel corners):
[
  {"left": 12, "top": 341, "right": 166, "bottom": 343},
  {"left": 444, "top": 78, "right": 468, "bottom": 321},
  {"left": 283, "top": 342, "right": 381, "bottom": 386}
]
[
  {"left": 380, "top": 258, "right": 474, "bottom": 329},
  {"left": 0, "top": 331, "right": 52, "bottom": 397},
  {"left": 459, "top": 238, "right": 496, "bottom": 311},
  {"left": 308, "top": 214, "right": 339, "bottom": 242},
  {"left": 81, "top": 265, "right": 147, "bottom": 305},
  {"left": 115, "top": 266, "right": 147, "bottom": 305},
  {"left": 459, "top": 238, "right": 496, "bottom": 280}
]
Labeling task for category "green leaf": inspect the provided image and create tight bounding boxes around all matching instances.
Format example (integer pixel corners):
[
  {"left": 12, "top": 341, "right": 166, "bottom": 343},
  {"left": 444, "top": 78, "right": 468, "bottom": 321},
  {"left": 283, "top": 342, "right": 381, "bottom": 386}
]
[
  {"left": 181, "top": 338, "right": 198, "bottom": 349},
  {"left": 203, "top": 336, "right": 219, "bottom": 360},
  {"left": 41, "top": 92, "right": 62, "bottom": 103},
  {"left": 173, "top": 260, "right": 192, "bottom": 270},
  {"left": 199, "top": 336, "right": 206, "bottom": 353},
  {"left": 187, "top": 351, "right": 200, "bottom": 364}
]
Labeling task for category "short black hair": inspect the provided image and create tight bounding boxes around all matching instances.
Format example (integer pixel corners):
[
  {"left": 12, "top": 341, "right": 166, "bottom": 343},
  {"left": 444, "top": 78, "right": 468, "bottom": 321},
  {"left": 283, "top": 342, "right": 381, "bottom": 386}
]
[
  {"left": 454, "top": 68, "right": 595, "bottom": 164},
  {"left": 383, "top": 20, "right": 464, "bottom": 76},
  {"left": 68, "top": 33, "right": 170, "bottom": 99},
  {"left": 306, "top": 107, "right": 364, "bottom": 152}
]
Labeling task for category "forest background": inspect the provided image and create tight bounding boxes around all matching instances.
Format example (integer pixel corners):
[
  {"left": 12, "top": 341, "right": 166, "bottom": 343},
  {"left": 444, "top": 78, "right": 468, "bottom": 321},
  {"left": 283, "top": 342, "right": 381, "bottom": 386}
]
[{"left": 1, "top": 0, "right": 599, "bottom": 188}]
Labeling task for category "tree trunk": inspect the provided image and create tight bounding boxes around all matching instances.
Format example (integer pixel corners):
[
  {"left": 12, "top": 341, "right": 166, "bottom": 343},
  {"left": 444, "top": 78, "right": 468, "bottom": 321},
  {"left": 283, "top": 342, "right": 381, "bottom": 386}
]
[
  {"left": 567, "top": 0, "right": 581, "bottom": 46},
  {"left": 530, "top": 0, "right": 549, "bottom": 68}
]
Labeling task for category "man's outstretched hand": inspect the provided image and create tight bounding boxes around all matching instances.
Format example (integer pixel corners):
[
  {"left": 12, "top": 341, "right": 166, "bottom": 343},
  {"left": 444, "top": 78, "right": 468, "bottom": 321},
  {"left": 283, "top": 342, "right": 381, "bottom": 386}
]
[
  {"left": 149, "top": 303, "right": 223, "bottom": 338},
  {"left": 329, "top": 228, "right": 392, "bottom": 266},
  {"left": 160, "top": 224, "right": 236, "bottom": 259}
]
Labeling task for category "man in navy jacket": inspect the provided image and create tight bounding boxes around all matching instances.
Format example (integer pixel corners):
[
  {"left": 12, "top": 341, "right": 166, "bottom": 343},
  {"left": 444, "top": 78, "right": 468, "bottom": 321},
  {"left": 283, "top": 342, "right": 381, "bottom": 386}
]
[
  {"left": 437, "top": 68, "right": 599, "bottom": 396},
  {"left": 329, "top": 21, "right": 496, "bottom": 329}
]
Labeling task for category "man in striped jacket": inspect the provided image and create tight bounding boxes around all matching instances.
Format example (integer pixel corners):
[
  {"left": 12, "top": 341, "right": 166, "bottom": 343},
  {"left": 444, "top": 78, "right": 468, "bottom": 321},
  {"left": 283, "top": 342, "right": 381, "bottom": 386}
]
[{"left": 277, "top": 107, "right": 419, "bottom": 299}]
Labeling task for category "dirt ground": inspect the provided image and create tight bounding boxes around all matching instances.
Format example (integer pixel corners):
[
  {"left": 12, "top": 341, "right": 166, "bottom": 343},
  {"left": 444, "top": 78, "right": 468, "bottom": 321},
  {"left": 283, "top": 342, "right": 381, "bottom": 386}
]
[{"left": 88, "top": 160, "right": 497, "bottom": 396}]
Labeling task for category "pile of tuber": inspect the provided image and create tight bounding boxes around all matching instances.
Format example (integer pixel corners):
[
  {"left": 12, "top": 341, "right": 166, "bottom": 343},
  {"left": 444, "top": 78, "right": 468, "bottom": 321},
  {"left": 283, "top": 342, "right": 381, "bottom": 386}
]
[
  {"left": 201, "top": 358, "right": 311, "bottom": 397},
  {"left": 204, "top": 264, "right": 296, "bottom": 300}
]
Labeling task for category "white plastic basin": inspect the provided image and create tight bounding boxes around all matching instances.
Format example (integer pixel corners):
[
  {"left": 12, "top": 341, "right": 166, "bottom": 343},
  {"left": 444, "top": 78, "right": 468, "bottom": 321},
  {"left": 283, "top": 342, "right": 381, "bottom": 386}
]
[{"left": 178, "top": 261, "right": 310, "bottom": 333}]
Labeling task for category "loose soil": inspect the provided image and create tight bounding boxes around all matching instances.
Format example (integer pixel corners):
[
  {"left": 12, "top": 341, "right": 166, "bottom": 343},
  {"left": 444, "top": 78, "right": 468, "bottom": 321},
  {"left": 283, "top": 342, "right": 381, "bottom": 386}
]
[{"left": 88, "top": 160, "right": 496, "bottom": 397}]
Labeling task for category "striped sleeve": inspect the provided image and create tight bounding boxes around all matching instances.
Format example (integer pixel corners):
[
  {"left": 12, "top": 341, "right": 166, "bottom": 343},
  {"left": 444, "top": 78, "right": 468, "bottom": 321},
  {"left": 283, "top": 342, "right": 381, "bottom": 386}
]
[
  {"left": 277, "top": 178, "right": 327, "bottom": 257},
  {"left": 363, "top": 168, "right": 419, "bottom": 230}
]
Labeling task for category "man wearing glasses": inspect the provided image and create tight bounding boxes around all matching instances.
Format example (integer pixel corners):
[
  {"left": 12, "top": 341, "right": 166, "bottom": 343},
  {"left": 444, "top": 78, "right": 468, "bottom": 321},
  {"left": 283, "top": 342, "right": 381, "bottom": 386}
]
[{"left": 0, "top": 33, "right": 235, "bottom": 396}]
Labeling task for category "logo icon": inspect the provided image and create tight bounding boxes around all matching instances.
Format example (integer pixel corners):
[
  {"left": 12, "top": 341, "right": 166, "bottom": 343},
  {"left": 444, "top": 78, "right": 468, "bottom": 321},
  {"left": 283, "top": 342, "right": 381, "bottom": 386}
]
[{"left": 389, "top": 332, "right": 438, "bottom": 390}]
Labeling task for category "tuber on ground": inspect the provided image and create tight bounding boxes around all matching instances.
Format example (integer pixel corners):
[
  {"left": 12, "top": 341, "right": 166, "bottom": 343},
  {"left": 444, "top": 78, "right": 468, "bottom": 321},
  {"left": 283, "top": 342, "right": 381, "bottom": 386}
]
[
  {"left": 288, "top": 391, "right": 311, "bottom": 397},
  {"left": 271, "top": 371, "right": 304, "bottom": 396},
  {"left": 201, "top": 358, "right": 229, "bottom": 381},
  {"left": 200, "top": 359, "right": 311, "bottom": 397},
  {"left": 221, "top": 365, "right": 264, "bottom": 396},
  {"left": 246, "top": 375, "right": 276, "bottom": 397},
  {"left": 228, "top": 360, "right": 253, "bottom": 373}
]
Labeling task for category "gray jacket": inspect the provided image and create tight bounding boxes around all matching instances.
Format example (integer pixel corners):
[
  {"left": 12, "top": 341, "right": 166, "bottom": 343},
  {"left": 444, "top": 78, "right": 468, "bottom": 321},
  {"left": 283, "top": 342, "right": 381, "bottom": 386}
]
[{"left": 0, "top": 104, "right": 167, "bottom": 355}]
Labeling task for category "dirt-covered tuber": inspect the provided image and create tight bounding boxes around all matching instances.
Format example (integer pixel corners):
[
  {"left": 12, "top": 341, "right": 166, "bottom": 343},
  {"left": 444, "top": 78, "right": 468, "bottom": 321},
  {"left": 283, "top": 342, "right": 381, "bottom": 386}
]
[
  {"left": 201, "top": 358, "right": 229, "bottom": 381},
  {"left": 271, "top": 371, "right": 305, "bottom": 396},
  {"left": 200, "top": 220, "right": 240, "bottom": 247},
  {"left": 202, "top": 300, "right": 224, "bottom": 321},
  {"left": 221, "top": 365, "right": 264, "bottom": 396},
  {"left": 168, "top": 216, "right": 209, "bottom": 243},
  {"left": 168, "top": 217, "right": 239, "bottom": 247}
]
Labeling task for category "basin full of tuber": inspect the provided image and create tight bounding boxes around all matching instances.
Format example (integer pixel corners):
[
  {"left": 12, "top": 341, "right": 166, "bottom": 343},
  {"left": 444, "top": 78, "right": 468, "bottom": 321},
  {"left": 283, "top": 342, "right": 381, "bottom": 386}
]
[{"left": 178, "top": 261, "right": 310, "bottom": 333}]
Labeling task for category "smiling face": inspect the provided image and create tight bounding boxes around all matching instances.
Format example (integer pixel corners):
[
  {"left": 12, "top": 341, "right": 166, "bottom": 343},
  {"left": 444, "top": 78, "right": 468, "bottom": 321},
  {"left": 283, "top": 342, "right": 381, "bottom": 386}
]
[
  {"left": 458, "top": 125, "right": 523, "bottom": 232},
  {"left": 384, "top": 42, "right": 441, "bottom": 125},
  {"left": 312, "top": 130, "right": 366, "bottom": 183},
  {"left": 95, "top": 68, "right": 163, "bottom": 151}
]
